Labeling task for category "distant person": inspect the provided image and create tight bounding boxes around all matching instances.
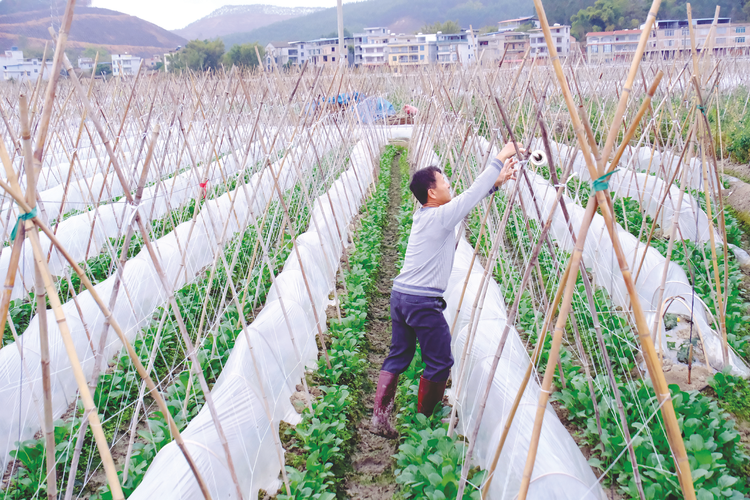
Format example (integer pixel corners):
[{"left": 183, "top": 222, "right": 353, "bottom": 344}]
[{"left": 370, "top": 142, "right": 523, "bottom": 439}]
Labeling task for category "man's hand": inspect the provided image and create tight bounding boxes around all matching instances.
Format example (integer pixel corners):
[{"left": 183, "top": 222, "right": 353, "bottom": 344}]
[
  {"left": 495, "top": 157, "right": 518, "bottom": 187},
  {"left": 495, "top": 141, "right": 526, "bottom": 162}
]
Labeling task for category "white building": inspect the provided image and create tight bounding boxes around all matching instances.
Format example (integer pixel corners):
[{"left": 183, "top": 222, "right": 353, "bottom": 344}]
[
  {"left": 529, "top": 24, "right": 571, "bottom": 57},
  {"left": 111, "top": 53, "right": 142, "bottom": 76},
  {"left": 265, "top": 42, "right": 295, "bottom": 69},
  {"left": 436, "top": 30, "right": 474, "bottom": 64},
  {"left": 386, "top": 32, "right": 437, "bottom": 67},
  {"left": 78, "top": 57, "right": 95, "bottom": 71},
  {"left": 1, "top": 49, "right": 50, "bottom": 83},
  {"left": 353, "top": 27, "right": 391, "bottom": 67}
]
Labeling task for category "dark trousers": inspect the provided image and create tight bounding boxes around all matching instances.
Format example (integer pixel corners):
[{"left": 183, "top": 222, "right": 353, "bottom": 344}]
[{"left": 381, "top": 290, "right": 454, "bottom": 382}]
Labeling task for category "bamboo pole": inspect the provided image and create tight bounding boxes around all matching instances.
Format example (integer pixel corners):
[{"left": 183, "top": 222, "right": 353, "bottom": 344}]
[
  {"left": 15, "top": 99, "right": 126, "bottom": 500},
  {"left": 0, "top": 176, "right": 214, "bottom": 500},
  {"left": 511, "top": 0, "right": 695, "bottom": 497},
  {"left": 690, "top": 75, "right": 732, "bottom": 366},
  {"left": 32, "top": 0, "right": 77, "bottom": 165},
  {"left": 20, "top": 93, "right": 57, "bottom": 500}
]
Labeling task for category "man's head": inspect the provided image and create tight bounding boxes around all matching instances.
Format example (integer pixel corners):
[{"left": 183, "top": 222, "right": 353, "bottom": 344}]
[{"left": 410, "top": 166, "right": 451, "bottom": 206}]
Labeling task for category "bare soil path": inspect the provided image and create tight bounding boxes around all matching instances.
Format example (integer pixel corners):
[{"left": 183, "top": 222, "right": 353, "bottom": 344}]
[{"left": 344, "top": 152, "right": 403, "bottom": 499}]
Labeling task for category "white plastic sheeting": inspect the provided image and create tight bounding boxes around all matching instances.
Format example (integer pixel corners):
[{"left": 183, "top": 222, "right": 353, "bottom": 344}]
[
  {"left": 532, "top": 138, "right": 719, "bottom": 244},
  {"left": 0, "top": 139, "right": 331, "bottom": 472},
  {"left": 505, "top": 149, "right": 750, "bottom": 376},
  {"left": 129, "top": 139, "right": 382, "bottom": 499},
  {"left": 0, "top": 122, "right": 265, "bottom": 242},
  {"left": 0, "top": 140, "right": 273, "bottom": 300},
  {"left": 447, "top": 238, "right": 605, "bottom": 499},
  {"left": 404, "top": 137, "right": 605, "bottom": 499}
]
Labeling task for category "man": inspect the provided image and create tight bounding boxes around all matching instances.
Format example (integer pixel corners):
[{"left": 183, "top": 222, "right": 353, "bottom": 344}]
[{"left": 370, "top": 142, "right": 523, "bottom": 439}]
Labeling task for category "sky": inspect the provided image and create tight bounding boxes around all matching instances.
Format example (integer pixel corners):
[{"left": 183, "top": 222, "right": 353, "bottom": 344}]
[{"left": 91, "top": 0, "right": 359, "bottom": 31}]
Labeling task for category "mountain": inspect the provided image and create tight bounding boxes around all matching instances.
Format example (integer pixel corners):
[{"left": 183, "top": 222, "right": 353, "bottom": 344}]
[
  {"left": 221, "top": 0, "right": 536, "bottom": 46},
  {"left": 174, "top": 4, "right": 325, "bottom": 41},
  {"left": 0, "top": 6, "right": 186, "bottom": 58}
]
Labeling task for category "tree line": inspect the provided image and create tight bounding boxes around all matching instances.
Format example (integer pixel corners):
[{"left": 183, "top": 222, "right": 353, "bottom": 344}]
[
  {"left": 565, "top": 0, "right": 750, "bottom": 42},
  {"left": 166, "top": 39, "right": 265, "bottom": 73}
]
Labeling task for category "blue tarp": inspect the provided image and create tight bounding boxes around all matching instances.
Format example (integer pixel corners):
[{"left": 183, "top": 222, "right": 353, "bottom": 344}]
[
  {"left": 356, "top": 97, "right": 396, "bottom": 124},
  {"left": 327, "top": 92, "right": 361, "bottom": 105}
]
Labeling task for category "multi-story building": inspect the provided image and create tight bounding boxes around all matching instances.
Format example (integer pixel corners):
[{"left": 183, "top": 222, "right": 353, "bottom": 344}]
[
  {"left": 1, "top": 49, "right": 50, "bottom": 82},
  {"left": 648, "top": 17, "right": 750, "bottom": 58},
  {"left": 503, "top": 32, "right": 530, "bottom": 61},
  {"left": 78, "top": 57, "right": 95, "bottom": 71},
  {"left": 111, "top": 53, "right": 142, "bottom": 76},
  {"left": 585, "top": 17, "right": 750, "bottom": 61},
  {"left": 497, "top": 16, "right": 540, "bottom": 33},
  {"left": 477, "top": 31, "right": 531, "bottom": 64},
  {"left": 302, "top": 37, "right": 352, "bottom": 67},
  {"left": 353, "top": 27, "right": 390, "bottom": 67},
  {"left": 265, "top": 42, "right": 294, "bottom": 69},
  {"left": 436, "top": 30, "right": 474, "bottom": 64},
  {"left": 387, "top": 33, "right": 437, "bottom": 67},
  {"left": 586, "top": 29, "right": 642, "bottom": 63},
  {"left": 477, "top": 32, "right": 505, "bottom": 63},
  {"left": 289, "top": 41, "right": 306, "bottom": 65},
  {"left": 529, "top": 24, "right": 571, "bottom": 57}
]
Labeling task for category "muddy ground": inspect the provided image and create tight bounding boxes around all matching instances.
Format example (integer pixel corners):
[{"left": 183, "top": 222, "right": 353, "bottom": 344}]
[{"left": 343, "top": 152, "right": 403, "bottom": 499}]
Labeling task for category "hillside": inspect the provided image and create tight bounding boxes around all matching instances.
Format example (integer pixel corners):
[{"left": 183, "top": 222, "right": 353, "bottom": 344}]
[
  {"left": 221, "top": 0, "right": 535, "bottom": 46},
  {"left": 0, "top": 6, "right": 186, "bottom": 58},
  {"left": 174, "top": 4, "right": 325, "bottom": 41}
]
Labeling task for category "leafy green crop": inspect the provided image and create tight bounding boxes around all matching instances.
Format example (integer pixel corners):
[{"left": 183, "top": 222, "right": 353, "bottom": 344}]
[
  {"left": 280, "top": 145, "right": 394, "bottom": 498},
  {"left": 708, "top": 369, "right": 750, "bottom": 423}
]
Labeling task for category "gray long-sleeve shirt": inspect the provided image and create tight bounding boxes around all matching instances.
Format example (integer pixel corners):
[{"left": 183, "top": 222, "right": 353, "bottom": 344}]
[{"left": 392, "top": 158, "right": 504, "bottom": 297}]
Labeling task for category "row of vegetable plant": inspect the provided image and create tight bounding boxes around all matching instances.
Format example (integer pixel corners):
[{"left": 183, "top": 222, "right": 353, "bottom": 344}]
[
  {"left": 2, "top": 163, "right": 318, "bottom": 499},
  {"left": 489, "top": 183, "right": 750, "bottom": 499},
  {"left": 276, "top": 145, "right": 395, "bottom": 498}
]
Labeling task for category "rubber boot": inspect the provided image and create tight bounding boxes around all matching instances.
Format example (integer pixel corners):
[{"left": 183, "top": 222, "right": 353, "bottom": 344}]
[
  {"left": 417, "top": 376, "right": 447, "bottom": 417},
  {"left": 370, "top": 370, "right": 399, "bottom": 439}
]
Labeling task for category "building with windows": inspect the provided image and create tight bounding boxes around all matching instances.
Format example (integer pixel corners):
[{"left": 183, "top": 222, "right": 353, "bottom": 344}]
[
  {"left": 477, "top": 32, "right": 505, "bottom": 63},
  {"left": 585, "top": 17, "right": 750, "bottom": 61},
  {"left": 353, "top": 27, "right": 390, "bottom": 67},
  {"left": 387, "top": 33, "right": 436, "bottom": 67},
  {"left": 503, "top": 32, "right": 531, "bottom": 61},
  {"left": 111, "top": 53, "right": 142, "bottom": 76},
  {"left": 301, "top": 37, "right": 352, "bottom": 67},
  {"left": 586, "top": 29, "right": 642, "bottom": 63},
  {"left": 289, "top": 41, "right": 306, "bottom": 65},
  {"left": 78, "top": 57, "right": 95, "bottom": 71},
  {"left": 647, "top": 18, "right": 750, "bottom": 58},
  {"left": 477, "top": 31, "right": 531, "bottom": 64},
  {"left": 529, "top": 24, "right": 571, "bottom": 57},
  {"left": 2, "top": 49, "right": 50, "bottom": 82},
  {"left": 436, "top": 30, "right": 474, "bottom": 64},
  {"left": 265, "top": 42, "right": 295, "bottom": 69}
]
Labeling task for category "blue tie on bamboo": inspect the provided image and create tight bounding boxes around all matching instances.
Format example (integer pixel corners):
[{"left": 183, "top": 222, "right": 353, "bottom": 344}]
[
  {"left": 592, "top": 169, "right": 619, "bottom": 193},
  {"left": 10, "top": 207, "right": 37, "bottom": 241}
]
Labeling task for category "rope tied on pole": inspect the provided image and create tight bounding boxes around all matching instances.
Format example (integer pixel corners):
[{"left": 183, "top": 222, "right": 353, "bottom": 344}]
[
  {"left": 10, "top": 207, "right": 37, "bottom": 241},
  {"left": 592, "top": 169, "right": 620, "bottom": 192},
  {"left": 199, "top": 181, "right": 208, "bottom": 199},
  {"left": 696, "top": 104, "right": 707, "bottom": 115}
]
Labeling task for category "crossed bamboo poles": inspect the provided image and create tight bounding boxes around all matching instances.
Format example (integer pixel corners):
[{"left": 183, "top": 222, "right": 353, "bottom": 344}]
[
  {"left": 0, "top": 15, "right": 742, "bottom": 500},
  {"left": 0, "top": 42, "right": 392, "bottom": 500}
]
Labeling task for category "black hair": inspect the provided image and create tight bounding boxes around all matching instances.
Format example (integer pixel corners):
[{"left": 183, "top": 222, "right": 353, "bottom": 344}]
[{"left": 410, "top": 166, "right": 442, "bottom": 205}]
